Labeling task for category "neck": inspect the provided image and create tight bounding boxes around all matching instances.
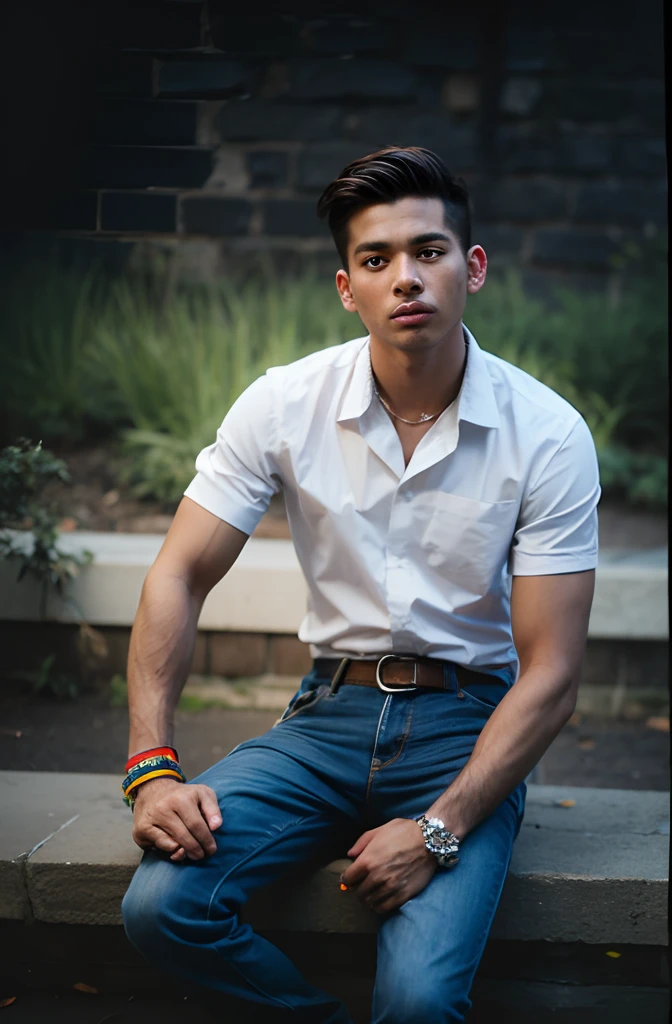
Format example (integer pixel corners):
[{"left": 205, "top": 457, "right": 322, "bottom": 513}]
[{"left": 369, "top": 322, "right": 467, "bottom": 422}]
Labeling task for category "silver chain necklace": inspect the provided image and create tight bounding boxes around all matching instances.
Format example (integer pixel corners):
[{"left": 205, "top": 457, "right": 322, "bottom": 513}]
[{"left": 372, "top": 380, "right": 442, "bottom": 425}]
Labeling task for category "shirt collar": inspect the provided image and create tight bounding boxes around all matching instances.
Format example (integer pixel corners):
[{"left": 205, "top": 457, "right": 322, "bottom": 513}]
[{"left": 336, "top": 325, "right": 500, "bottom": 429}]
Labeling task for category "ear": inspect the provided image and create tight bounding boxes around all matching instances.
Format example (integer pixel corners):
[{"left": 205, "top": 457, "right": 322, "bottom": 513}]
[
  {"left": 336, "top": 268, "right": 358, "bottom": 313},
  {"left": 466, "top": 245, "right": 487, "bottom": 295}
]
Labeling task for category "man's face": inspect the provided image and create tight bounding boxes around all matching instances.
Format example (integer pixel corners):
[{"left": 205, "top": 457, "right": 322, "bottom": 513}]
[{"left": 335, "top": 196, "right": 486, "bottom": 353}]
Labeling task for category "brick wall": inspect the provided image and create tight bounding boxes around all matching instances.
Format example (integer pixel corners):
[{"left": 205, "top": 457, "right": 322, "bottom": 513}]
[{"left": 8, "top": 0, "right": 666, "bottom": 294}]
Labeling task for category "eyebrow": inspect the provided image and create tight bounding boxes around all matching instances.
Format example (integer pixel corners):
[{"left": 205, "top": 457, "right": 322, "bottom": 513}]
[{"left": 352, "top": 232, "right": 452, "bottom": 258}]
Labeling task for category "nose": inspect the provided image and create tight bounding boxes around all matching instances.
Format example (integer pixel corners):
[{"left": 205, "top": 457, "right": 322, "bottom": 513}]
[{"left": 393, "top": 253, "right": 423, "bottom": 295}]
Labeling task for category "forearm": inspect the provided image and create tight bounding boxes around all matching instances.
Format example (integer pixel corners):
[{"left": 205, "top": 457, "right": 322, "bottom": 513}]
[
  {"left": 427, "top": 667, "right": 576, "bottom": 839},
  {"left": 127, "top": 568, "right": 202, "bottom": 756}
]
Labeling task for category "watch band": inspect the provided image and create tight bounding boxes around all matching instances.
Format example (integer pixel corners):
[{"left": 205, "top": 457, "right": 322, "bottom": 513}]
[{"left": 415, "top": 814, "right": 460, "bottom": 868}]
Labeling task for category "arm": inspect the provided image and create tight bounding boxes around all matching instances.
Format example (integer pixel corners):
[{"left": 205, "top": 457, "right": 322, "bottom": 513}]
[
  {"left": 128, "top": 496, "right": 249, "bottom": 862},
  {"left": 424, "top": 568, "right": 595, "bottom": 833},
  {"left": 342, "top": 570, "right": 595, "bottom": 911}
]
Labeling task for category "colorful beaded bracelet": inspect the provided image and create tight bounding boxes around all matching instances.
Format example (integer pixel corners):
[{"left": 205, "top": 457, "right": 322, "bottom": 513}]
[{"left": 122, "top": 756, "right": 186, "bottom": 807}]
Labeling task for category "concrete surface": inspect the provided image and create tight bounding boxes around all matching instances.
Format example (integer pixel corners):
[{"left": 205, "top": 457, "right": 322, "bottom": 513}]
[
  {"left": 0, "top": 532, "right": 667, "bottom": 638},
  {"left": 1, "top": 772, "right": 667, "bottom": 944}
]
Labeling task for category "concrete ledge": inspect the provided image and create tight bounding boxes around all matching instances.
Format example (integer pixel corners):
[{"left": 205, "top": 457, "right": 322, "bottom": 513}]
[
  {"left": 1, "top": 772, "right": 667, "bottom": 945},
  {"left": 0, "top": 532, "right": 668, "bottom": 639}
]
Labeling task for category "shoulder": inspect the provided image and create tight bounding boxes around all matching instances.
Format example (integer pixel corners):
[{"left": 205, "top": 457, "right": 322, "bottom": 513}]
[
  {"left": 482, "top": 348, "right": 583, "bottom": 438},
  {"left": 265, "top": 336, "right": 367, "bottom": 392}
]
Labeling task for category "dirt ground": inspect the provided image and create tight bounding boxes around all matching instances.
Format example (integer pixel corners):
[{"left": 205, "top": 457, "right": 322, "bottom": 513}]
[
  {"left": 0, "top": 686, "right": 668, "bottom": 791},
  {"left": 45, "top": 445, "right": 668, "bottom": 547}
]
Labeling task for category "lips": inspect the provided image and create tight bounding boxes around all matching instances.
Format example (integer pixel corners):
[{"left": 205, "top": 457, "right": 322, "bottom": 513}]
[{"left": 391, "top": 302, "right": 435, "bottom": 319}]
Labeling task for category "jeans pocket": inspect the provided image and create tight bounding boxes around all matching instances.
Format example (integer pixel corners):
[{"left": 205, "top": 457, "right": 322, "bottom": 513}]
[
  {"left": 276, "top": 683, "right": 329, "bottom": 724},
  {"left": 459, "top": 686, "right": 502, "bottom": 714}
]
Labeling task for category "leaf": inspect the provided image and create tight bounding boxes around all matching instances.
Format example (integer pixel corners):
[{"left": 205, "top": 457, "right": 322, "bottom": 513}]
[
  {"left": 577, "top": 738, "right": 596, "bottom": 750},
  {"left": 0, "top": 996, "right": 17, "bottom": 1007},
  {"left": 606, "top": 951, "right": 622, "bottom": 959},
  {"left": 58, "top": 517, "right": 77, "bottom": 532},
  {"left": 73, "top": 982, "right": 98, "bottom": 994},
  {"left": 645, "top": 716, "right": 670, "bottom": 733},
  {"left": 556, "top": 799, "right": 576, "bottom": 808},
  {"left": 567, "top": 712, "right": 582, "bottom": 727}
]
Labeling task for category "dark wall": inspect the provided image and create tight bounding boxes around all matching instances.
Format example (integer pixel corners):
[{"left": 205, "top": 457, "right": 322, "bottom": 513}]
[{"left": 6, "top": 0, "right": 667, "bottom": 291}]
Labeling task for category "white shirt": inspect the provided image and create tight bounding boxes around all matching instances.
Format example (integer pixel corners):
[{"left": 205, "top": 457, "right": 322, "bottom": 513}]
[{"left": 184, "top": 327, "right": 600, "bottom": 672}]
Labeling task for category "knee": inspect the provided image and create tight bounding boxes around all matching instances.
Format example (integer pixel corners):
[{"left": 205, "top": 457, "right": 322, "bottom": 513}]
[{"left": 122, "top": 857, "right": 188, "bottom": 956}]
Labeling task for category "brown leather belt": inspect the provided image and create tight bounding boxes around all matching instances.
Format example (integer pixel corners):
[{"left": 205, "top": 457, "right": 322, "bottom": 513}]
[{"left": 318, "top": 655, "right": 505, "bottom": 694}]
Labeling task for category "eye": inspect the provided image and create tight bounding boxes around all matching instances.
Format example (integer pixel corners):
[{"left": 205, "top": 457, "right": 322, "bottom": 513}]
[
  {"left": 418, "top": 248, "right": 443, "bottom": 259},
  {"left": 363, "top": 255, "right": 386, "bottom": 268}
]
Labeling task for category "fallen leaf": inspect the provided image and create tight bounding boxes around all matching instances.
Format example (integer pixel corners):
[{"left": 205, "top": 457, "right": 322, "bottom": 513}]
[
  {"left": 0, "top": 729, "right": 22, "bottom": 738},
  {"left": 59, "top": 517, "right": 77, "bottom": 532},
  {"left": 645, "top": 716, "right": 669, "bottom": 733},
  {"left": 567, "top": 712, "right": 582, "bottom": 727},
  {"left": 73, "top": 982, "right": 98, "bottom": 994},
  {"left": 556, "top": 799, "right": 576, "bottom": 808},
  {"left": 606, "top": 950, "right": 621, "bottom": 958},
  {"left": 577, "top": 738, "right": 596, "bottom": 750},
  {"left": 0, "top": 997, "right": 17, "bottom": 1007}
]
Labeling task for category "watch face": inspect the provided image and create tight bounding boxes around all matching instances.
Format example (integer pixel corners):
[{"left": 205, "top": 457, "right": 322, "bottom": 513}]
[{"left": 425, "top": 817, "right": 445, "bottom": 830}]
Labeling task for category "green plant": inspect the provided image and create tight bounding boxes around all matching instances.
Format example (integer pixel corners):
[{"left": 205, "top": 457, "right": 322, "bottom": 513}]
[
  {"left": 0, "top": 439, "right": 93, "bottom": 615},
  {"left": 94, "top": 262, "right": 360, "bottom": 503},
  {"left": 8, "top": 653, "right": 80, "bottom": 701},
  {"left": 0, "top": 265, "right": 118, "bottom": 443},
  {"left": 109, "top": 673, "right": 129, "bottom": 707}
]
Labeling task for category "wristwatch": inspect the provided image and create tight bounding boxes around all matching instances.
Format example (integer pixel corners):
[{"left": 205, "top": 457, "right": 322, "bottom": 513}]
[{"left": 415, "top": 815, "right": 460, "bottom": 868}]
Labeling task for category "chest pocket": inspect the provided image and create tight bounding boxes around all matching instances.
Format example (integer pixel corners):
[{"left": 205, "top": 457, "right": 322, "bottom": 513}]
[{"left": 417, "top": 493, "right": 519, "bottom": 597}]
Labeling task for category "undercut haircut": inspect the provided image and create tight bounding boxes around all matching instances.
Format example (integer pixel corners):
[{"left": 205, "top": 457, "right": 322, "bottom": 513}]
[{"left": 316, "top": 146, "right": 472, "bottom": 272}]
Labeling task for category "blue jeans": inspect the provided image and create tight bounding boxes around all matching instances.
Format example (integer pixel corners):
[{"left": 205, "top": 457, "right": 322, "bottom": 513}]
[{"left": 122, "top": 660, "right": 526, "bottom": 1023}]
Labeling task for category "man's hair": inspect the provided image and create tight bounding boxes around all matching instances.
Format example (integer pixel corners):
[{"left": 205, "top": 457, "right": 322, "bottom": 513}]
[{"left": 316, "top": 146, "right": 472, "bottom": 271}]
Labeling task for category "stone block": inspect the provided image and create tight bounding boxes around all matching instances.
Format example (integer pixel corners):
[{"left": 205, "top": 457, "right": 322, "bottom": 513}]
[
  {"left": 532, "top": 229, "right": 618, "bottom": 268},
  {"left": 93, "top": 99, "right": 199, "bottom": 146},
  {"left": 540, "top": 82, "right": 628, "bottom": 122},
  {"left": 268, "top": 635, "right": 313, "bottom": 677},
  {"left": 23, "top": 191, "right": 98, "bottom": 232},
  {"left": 297, "top": 145, "right": 371, "bottom": 192},
  {"left": 0, "top": 771, "right": 125, "bottom": 921},
  {"left": 285, "top": 58, "right": 419, "bottom": 101},
  {"left": 483, "top": 179, "right": 567, "bottom": 222},
  {"left": 574, "top": 184, "right": 667, "bottom": 227},
  {"left": 215, "top": 100, "right": 342, "bottom": 142},
  {"left": 441, "top": 74, "right": 480, "bottom": 115},
  {"left": 247, "top": 150, "right": 290, "bottom": 189},
  {"left": 504, "top": 24, "right": 555, "bottom": 72},
  {"left": 27, "top": 805, "right": 140, "bottom": 926},
  {"left": 262, "top": 199, "right": 329, "bottom": 237},
  {"left": 499, "top": 77, "right": 543, "bottom": 117},
  {"left": 209, "top": 632, "right": 267, "bottom": 677},
  {"left": 101, "top": 192, "right": 178, "bottom": 233},
  {"left": 302, "top": 18, "right": 391, "bottom": 55},
  {"left": 615, "top": 137, "right": 667, "bottom": 176},
  {"left": 181, "top": 196, "right": 253, "bottom": 235},
  {"left": 472, "top": 225, "right": 524, "bottom": 260},
  {"left": 403, "top": 19, "right": 479, "bottom": 70},
  {"left": 556, "top": 134, "right": 613, "bottom": 173},
  {"left": 157, "top": 59, "right": 246, "bottom": 99},
  {"left": 107, "top": 1, "right": 203, "bottom": 50},
  {"left": 497, "top": 126, "right": 557, "bottom": 173},
  {"left": 80, "top": 145, "right": 215, "bottom": 189},
  {"left": 95, "top": 53, "right": 158, "bottom": 98},
  {"left": 343, "top": 109, "right": 477, "bottom": 170},
  {"left": 209, "top": 12, "right": 300, "bottom": 56}
]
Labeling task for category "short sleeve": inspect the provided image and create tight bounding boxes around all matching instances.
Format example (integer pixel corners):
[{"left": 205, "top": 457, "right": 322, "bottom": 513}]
[
  {"left": 509, "top": 416, "right": 600, "bottom": 576},
  {"left": 183, "top": 374, "right": 281, "bottom": 535}
]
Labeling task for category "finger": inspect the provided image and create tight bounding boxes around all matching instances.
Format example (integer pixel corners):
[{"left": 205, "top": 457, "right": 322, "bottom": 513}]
[
  {"left": 196, "top": 786, "right": 222, "bottom": 831},
  {"left": 341, "top": 857, "right": 371, "bottom": 888},
  {"left": 161, "top": 813, "right": 207, "bottom": 860},
  {"left": 179, "top": 805, "right": 218, "bottom": 856},
  {"left": 134, "top": 825, "right": 180, "bottom": 855},
  {"left": 347, "top": 831, "right": 374, "bottom": 858},
  {"left": 170, "top": 847, "right": 187, "bottom": 862}
]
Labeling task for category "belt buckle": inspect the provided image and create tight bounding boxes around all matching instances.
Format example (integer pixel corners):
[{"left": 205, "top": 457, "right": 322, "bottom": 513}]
[{"left": 375, "top": 654, "right": 418, "bottom": 693}]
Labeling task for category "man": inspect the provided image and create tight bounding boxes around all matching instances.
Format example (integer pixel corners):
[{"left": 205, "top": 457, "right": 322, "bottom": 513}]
[{"left": 122, "top": 146, "right": 599, "bottom": 1023}]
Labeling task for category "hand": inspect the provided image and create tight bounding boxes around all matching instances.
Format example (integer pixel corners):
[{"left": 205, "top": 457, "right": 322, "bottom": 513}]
[
  {"left": 131, "top": 777, "right": 222, "bottom": 862},
  {"left": 340, "top": 818, "right": 437, "bottom": 914}
]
